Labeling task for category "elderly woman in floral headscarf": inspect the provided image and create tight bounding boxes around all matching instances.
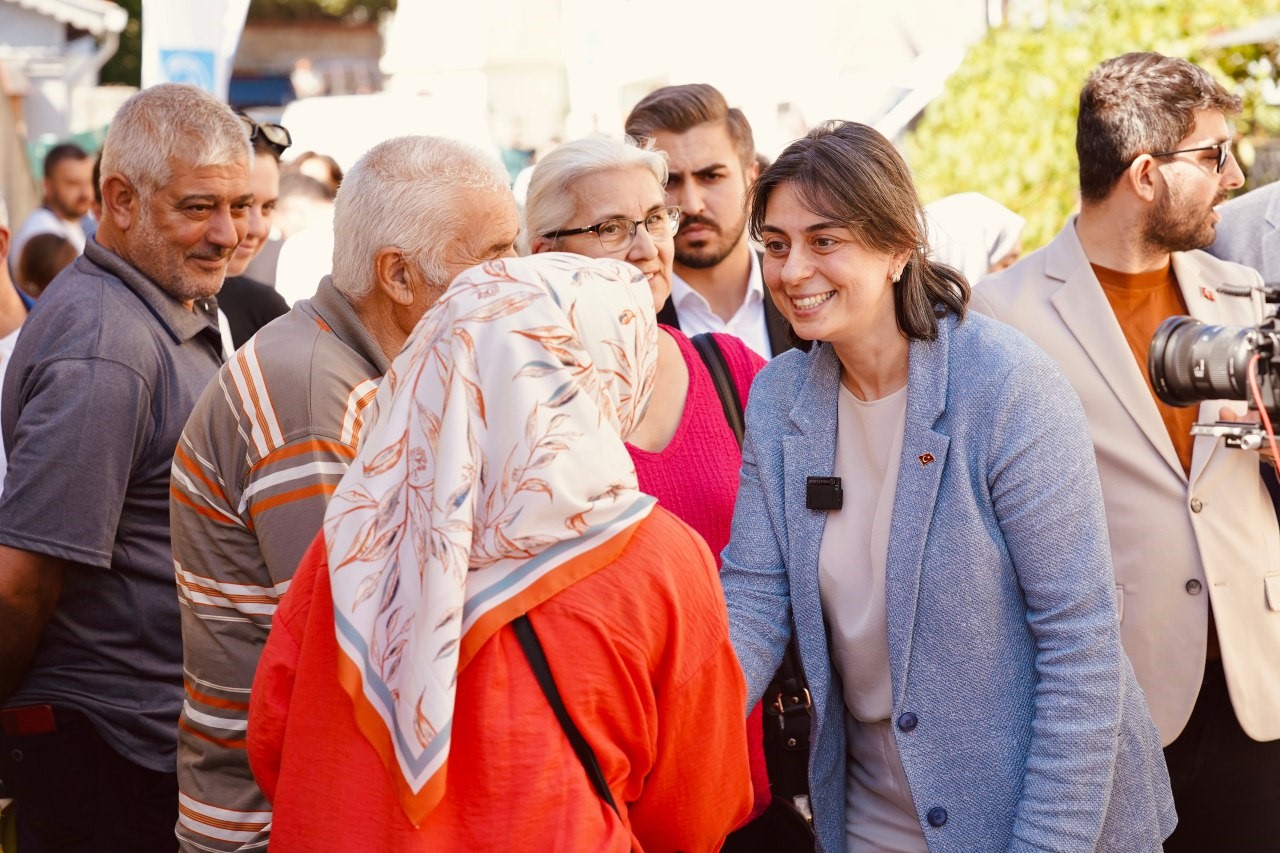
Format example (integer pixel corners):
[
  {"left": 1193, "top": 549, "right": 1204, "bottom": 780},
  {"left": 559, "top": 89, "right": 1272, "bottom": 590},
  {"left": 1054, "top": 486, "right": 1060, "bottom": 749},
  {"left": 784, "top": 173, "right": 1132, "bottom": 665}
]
[{"left": 247, "top": 253, "right": 751, "bottom": 851}]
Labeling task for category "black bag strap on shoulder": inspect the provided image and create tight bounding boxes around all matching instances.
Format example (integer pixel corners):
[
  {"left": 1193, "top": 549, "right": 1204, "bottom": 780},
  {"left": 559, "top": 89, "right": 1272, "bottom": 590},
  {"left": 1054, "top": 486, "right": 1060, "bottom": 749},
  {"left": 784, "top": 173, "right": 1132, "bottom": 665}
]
[
  {"left": 690, "top": 333, "right": 746, "bottom": 445},
  {"left": 512, "top": 613, "right": 621, "bottom": 817},
  {"left": 689, "top": 331, "right": 813, "bottom": 817}
]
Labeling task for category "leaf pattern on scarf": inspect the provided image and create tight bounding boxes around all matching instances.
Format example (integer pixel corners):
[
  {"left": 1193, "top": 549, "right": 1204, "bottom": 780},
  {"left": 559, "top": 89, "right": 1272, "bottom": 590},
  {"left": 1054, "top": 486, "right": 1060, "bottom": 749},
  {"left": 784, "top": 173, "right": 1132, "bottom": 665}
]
[{"left": 324, "top": 254, "right": 659, "bottom": 813}]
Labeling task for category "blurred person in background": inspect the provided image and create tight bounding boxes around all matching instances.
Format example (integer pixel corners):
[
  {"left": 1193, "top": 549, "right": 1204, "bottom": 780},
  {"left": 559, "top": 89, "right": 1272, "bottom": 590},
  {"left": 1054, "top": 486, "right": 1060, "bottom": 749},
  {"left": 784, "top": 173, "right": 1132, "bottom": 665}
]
[
  {"left": 972, "top": 53, "right": 1280, "bottom": 852},
  {"left": 242, "top": 172, "right": 335, "bottom": 289},
  {"left": 173, "top": 134, "right": 518, "bottom": 852},
  {"left": 0, "top": 82, "right": 248, "bottom": 853},
  {"left": 90, "top": 152, "right": 104, "bottom": 224},
  {"left": 288, "top": 150, "right": 343, "bottom": 195},
  {"left": 626, "top": 84, "right": 790, "bottom": 360},
  {"left": 8, "top": 143, "right": 95, "bottom": 278},
  {"left": 525, "top": 134, "right": 771, "bottom": 831},
  {"left": 723, "top": 120, "right": 1174, "bottom": 852},
  {"left": 273, "top": 170, "right": 341, "bottom": 305},
  {"left": 0, "top": 192, "right": 29, "bottom": 499},
  {"left": 248, "top": 254, "right": 752, "bottom": 850},
  {"left": 924, "top": 192, "right": 1025, "bottom": 285},
  {"left": 217, "top": 115, "right": 292, "bottom": 349},
  {"left": 16, "top": 233, "right": 76, "bottom": 299}
]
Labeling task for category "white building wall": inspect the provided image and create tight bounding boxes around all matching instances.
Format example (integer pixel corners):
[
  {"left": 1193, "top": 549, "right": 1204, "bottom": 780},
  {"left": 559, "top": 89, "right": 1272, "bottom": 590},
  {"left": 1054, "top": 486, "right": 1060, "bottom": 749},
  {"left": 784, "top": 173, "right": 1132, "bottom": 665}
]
[
  {"left": 381, "top": 0, "right": 990, "bottom": 157},
  {"left": 0, "top": 7, "right": 64, "bottom": 52}
]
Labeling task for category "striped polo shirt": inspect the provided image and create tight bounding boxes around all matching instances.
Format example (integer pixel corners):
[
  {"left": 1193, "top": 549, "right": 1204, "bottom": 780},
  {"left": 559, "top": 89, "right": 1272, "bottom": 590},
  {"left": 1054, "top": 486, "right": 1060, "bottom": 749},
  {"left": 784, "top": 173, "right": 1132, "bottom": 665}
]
[{"left": 170, "top": 276, "right": 388, "bottom": 851}]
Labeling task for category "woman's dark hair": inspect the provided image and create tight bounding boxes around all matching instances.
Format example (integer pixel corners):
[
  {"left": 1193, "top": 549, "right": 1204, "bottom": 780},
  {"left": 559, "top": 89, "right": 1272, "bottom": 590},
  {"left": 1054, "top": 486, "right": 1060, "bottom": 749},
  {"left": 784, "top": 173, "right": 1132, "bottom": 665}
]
[{"left": 747, "top": 121, "right": 968, "bottom": 342}]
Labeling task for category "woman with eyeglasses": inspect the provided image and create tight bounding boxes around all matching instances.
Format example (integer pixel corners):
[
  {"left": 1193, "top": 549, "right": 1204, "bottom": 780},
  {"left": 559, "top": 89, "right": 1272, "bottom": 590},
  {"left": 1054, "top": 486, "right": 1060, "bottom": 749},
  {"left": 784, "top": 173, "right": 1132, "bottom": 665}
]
[
  {"left": 525, "top": 136, "right": 774, "bottom": 831},
  {"left": 721, "top": 120, "right": 1175, "bottom": 852}
]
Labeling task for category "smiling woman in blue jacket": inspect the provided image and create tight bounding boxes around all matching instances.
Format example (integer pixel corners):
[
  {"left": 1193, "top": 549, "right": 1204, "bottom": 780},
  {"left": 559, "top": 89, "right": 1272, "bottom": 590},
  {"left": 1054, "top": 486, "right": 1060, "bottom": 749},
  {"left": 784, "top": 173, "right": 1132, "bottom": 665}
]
[{"left": 719, "top": 121, "right": 1176, "bottom": 853}]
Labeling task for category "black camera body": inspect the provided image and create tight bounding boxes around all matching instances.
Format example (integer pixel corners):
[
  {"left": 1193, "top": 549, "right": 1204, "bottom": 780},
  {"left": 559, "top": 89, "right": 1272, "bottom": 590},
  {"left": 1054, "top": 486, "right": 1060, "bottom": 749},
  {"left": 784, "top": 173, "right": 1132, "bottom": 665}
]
[{"left": 1147, "top": 284, "right": 1280, "bottom": 442}]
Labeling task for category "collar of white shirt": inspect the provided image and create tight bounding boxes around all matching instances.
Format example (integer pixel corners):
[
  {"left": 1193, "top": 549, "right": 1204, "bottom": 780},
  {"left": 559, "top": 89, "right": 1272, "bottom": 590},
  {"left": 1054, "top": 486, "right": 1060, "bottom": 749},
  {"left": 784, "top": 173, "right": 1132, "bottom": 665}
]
[{"left": 668, "top": 250, "right": 772, "bottom": 358}]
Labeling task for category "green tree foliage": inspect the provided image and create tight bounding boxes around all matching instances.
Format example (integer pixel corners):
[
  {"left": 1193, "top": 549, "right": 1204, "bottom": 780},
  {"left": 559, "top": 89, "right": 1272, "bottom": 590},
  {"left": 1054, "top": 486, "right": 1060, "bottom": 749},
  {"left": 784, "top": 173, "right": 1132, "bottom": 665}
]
[
  {"left": 99, "top": 0, "right": 395, "bottom": 87},
  {"left": 906, "top": 0, "right": 1280, "bottom": 250},
  {"left": 100, "top": 0, "right": 141, "bottom": 86},
  {"left": 246, "top": 0, "right": 394, "bottom": 21}
]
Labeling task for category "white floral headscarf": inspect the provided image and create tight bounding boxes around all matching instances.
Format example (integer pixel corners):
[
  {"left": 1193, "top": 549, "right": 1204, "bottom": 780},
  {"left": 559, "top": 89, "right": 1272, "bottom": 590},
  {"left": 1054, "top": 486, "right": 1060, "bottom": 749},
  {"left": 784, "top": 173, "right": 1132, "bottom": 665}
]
[{"left": 324, "top": 253, "right": 659, "bottom": 824}]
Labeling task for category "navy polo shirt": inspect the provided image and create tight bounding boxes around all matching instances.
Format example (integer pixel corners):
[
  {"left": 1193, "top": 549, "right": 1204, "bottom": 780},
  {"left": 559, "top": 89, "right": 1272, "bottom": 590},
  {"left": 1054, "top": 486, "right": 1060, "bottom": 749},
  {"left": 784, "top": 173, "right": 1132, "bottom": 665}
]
[{"left": 0, "top": 238, "right": 223, "bottom": 771}]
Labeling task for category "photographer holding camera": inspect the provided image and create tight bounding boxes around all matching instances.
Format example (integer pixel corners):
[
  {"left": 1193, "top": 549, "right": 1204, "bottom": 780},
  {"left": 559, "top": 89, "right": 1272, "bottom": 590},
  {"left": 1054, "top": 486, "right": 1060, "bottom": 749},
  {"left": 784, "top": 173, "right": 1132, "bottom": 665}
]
[{"left": 972, "top": 52, "right": 1280, "bottom": 852}]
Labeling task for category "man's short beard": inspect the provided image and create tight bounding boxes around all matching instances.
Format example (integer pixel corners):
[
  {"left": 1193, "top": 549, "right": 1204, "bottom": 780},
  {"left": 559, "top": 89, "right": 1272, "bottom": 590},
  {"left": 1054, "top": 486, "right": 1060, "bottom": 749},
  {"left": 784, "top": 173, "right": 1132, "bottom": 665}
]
[
  {"left": 676, "top": 220, "right": 748, "bottom": 270},
  {"left": 132, "top": 205, "right": 225, "bottom": 304},
  {"left": 1143, "top": 186, "right": 1224, "bottom": 254}
]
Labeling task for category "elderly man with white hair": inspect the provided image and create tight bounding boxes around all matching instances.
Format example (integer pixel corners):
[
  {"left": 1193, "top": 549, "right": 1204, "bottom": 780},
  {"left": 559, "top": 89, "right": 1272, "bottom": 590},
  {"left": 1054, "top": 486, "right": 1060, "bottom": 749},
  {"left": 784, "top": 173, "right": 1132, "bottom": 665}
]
[
  {"left": 0, "top": 84, "right": 250, "bottom": 852},
  {"left": 169, "top": 134, "right": 519, "bottom": 852}
]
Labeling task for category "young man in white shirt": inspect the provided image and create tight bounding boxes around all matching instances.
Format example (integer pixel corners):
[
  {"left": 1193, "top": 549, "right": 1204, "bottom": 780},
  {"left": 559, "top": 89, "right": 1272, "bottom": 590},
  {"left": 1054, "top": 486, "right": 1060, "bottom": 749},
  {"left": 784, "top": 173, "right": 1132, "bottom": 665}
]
[
  {"left": 8, "top": 144, "right": 95, "bottom": 278},
  {"left": 626, "top": 84, "right": 790, "bottom": 359}
]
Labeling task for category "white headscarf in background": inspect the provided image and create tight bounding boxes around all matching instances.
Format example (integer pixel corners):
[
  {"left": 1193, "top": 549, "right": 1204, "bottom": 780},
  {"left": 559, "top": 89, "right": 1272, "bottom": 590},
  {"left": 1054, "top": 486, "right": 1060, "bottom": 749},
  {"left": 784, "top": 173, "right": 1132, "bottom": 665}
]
[
  {"left": 324, "top": 252, "right": 659, "bottom": 824},
  {"left": 925, "top": 192, "right": 1026, "bottom": 284}
]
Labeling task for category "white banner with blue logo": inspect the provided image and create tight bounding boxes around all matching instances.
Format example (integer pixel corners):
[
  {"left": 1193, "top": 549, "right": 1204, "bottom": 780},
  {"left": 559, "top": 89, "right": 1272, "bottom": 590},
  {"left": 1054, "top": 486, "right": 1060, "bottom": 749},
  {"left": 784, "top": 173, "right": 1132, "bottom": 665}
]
[{"left": 140, "top": 0, "right": 252, "bottom": 102}]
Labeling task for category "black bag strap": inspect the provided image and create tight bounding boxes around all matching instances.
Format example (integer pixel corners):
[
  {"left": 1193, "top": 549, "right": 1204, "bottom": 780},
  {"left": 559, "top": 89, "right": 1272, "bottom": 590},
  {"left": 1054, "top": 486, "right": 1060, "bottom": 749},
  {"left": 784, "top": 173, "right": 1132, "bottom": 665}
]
[
  {"left": 690, "top": 331, "right": 812, "bottom": 808},
  {"left": 690, "top": 333, "right": 746, "bottom": 446},
  {"left": 512, "top": 614, "right": 621, "bottom": 817}
]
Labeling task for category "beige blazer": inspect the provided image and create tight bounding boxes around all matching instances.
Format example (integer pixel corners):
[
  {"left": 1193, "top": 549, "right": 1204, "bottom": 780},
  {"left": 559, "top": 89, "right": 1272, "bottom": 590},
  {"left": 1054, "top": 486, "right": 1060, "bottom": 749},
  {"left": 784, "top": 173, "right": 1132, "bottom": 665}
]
[{"left": 971, "top": 218, "right": 1280, "bottom": 745}]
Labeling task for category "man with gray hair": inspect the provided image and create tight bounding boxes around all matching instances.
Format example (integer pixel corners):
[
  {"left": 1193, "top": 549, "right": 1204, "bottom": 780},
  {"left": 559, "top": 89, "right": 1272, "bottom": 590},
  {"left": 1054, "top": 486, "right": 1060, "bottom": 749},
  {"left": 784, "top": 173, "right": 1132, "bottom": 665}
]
[
  {"left": 0, "top": 83, "right": 250, "bottom": 851},
  {"left": 170, "top": 134, "right": 518, "bottom": 851}
]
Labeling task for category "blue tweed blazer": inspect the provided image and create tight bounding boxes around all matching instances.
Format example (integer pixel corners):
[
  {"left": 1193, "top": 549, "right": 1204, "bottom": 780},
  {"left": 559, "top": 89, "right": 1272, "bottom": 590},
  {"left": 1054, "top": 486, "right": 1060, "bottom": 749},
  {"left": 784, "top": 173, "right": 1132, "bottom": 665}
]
[{"left": 720, "top": 311, "right": 1175, "bottom": 853}]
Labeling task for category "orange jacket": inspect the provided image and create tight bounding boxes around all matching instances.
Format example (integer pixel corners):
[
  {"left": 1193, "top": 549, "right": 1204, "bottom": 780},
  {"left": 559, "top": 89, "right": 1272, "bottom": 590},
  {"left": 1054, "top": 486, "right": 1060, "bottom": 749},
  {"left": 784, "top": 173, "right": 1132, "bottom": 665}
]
[{"left": 248, "top": 507, "right": 752, "bottom": 852}]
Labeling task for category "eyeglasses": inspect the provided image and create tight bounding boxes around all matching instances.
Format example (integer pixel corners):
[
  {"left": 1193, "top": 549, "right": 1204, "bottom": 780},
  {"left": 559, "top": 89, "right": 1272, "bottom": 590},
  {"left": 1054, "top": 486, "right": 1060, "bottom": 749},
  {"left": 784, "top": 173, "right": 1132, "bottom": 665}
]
[
  {"left": 238, "top": 114, "right": 292, "bottom": 157},
  {"left": 543, "top": 206, "right": 680, "bottom": 253},
  {"left": 1145, "top": 139, "right": 1233, "bottom": 174}
]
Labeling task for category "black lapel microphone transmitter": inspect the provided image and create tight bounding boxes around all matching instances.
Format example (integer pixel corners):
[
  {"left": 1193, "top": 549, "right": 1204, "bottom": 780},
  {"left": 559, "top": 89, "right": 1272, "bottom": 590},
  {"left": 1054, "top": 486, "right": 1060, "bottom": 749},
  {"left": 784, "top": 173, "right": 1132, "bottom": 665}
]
[{"left": 806, "top": 476, "right": 843, "bottom": 511}]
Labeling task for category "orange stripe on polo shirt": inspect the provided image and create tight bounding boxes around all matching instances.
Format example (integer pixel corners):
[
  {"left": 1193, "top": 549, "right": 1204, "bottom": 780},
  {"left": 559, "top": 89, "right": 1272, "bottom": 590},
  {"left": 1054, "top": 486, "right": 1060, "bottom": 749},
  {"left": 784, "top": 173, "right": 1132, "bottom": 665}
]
[
  {"left": 175, "top": 444, "right": 229, "bottom": 503},
  {"left": 178, "top": 572, "right": 278, "bottom": 607},
  {"left": 171, "top": 485, "right": 240, "bottom": 526},
  {"left": 185, "top": 680, "right": 251, "bottom": 712},
  {"left": 250, "top": 439, "right": 356, "bottom": 472},
  {"left": 235, "top": 348, "right": 278, "bottom": 454},
  {"left": 247, "top": 482, "right": 337, "bottom": 519},
  {"left": 176, "top": 803, "right": 266, "bottom": 835},
  {"left": 349, "top": 387, "right": 379, "bottom": 448},
  {"left": 177, "top": 791, "right": 269, "bottom": 833},
  {"left": 178, "top": 717, "right": 246, "bottom": 750}
]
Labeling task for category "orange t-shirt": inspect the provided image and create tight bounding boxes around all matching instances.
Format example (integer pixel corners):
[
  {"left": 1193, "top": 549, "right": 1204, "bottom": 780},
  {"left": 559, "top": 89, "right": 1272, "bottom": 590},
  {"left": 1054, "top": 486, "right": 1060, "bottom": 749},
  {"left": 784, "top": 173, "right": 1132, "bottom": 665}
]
[
  {"left": 1093, "top": 262, "right": 1197, "bottom": 475},
  {"left": 248, "top": 508, "right": 752, "bottom": 852}
]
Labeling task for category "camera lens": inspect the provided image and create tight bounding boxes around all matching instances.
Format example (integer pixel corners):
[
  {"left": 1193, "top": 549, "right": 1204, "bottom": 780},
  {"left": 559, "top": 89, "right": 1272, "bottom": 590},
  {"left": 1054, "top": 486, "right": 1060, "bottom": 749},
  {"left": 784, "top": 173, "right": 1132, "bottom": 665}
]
[{"left": 1148, "top": 316, "right": 1257, "bottom": 407}]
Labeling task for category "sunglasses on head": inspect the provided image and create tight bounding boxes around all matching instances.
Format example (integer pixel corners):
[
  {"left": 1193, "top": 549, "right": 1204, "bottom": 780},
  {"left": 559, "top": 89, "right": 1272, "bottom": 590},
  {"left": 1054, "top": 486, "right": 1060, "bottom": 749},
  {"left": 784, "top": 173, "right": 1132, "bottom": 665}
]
[{"left": 238, "top": 114, "right": 292, "bottom": 157}]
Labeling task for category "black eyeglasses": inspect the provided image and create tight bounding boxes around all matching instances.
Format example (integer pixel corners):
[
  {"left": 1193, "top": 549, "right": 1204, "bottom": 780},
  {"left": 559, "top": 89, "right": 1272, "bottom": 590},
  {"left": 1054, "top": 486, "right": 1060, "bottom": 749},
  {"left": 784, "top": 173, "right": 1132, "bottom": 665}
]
[
  {"left": 543, "top": 206, "right": 680, "bottom": 253},
  {"left": 1144, "top": 139, "right": 1232, "bottom": 174},
  {"left": 238, "top": 114, "right": 292, "bottom": 157}
]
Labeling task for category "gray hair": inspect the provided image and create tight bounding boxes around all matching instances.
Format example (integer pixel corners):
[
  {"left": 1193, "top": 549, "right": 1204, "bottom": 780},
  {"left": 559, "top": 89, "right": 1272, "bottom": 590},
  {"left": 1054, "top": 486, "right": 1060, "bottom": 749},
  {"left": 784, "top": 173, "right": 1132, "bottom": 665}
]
[
  {"left": 330, "top": 135, "right": 511, "bottom": 299},
  {"left": 0, "top": 192, "right": 8, "bottom": 230},
  {"left": 99, "top": 84, "right": 250, "bottom": 198},
  {"left": 521, "top": 135, "right": 668, "bottom": 254}
]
